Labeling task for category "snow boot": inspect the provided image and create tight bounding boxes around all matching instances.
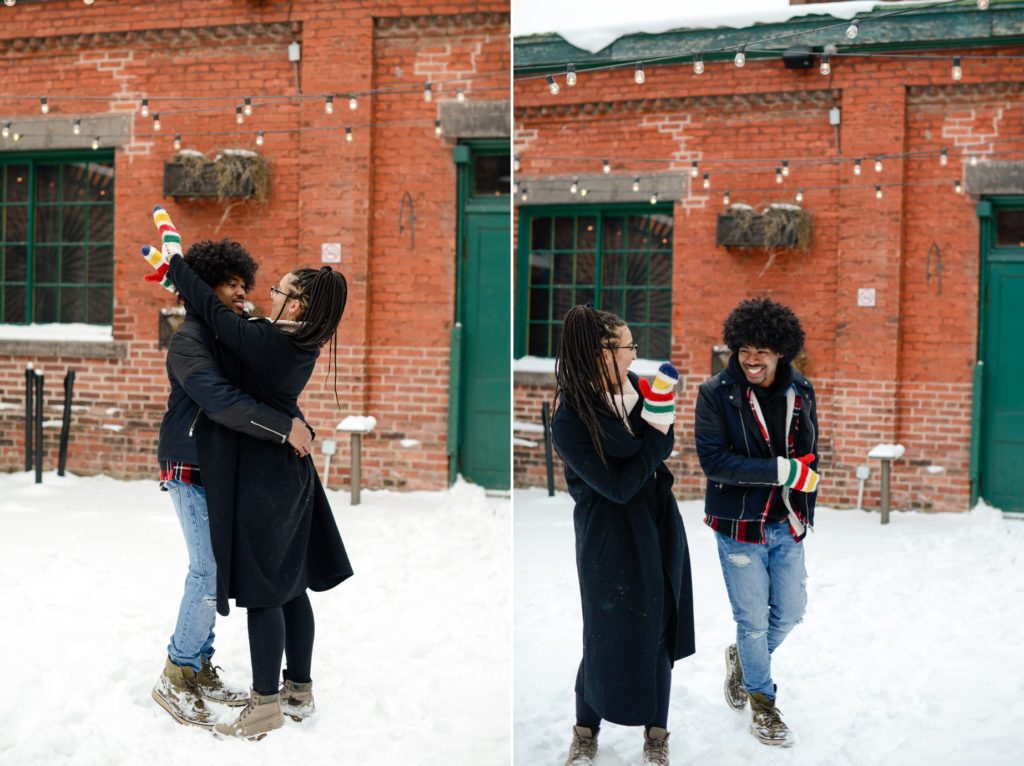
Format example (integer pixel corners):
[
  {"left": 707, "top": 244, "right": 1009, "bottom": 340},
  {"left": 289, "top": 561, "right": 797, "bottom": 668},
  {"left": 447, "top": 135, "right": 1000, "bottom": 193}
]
[
  {"left": 564, "top": 725, "right": 598, "bottom": 765},
  {"left": 197, "top": 657, "right": 248, "bottom": 707},
  {"left": 724, "top": 643, "right": 748, "bottom": 711},
  {"left": 749, "top": 689, "right": 794, "bottom": 747},
  {"left": 152, "top": 655, "right": 215, "bottom": 729},
  {"left": 280, "top": 678, "right": 315, "bottom": 721},
  {"left": 212, "top": 689, "right": 284, "bottom": 740},
  {"left": 642, "top": 726, "right": 670, "bottom": 765}
]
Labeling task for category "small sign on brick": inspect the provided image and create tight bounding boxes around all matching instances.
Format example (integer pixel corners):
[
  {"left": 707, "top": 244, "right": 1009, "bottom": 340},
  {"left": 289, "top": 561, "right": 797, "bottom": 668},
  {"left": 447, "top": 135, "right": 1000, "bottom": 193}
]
[{"left": 321, "top": 242, "right": 342, "bottom": 264}]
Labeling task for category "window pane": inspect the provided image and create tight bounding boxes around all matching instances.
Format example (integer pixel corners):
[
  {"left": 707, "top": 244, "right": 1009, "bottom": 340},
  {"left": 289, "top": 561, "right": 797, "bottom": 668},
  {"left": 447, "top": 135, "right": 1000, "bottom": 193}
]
[
  {"left": 2, "top": 205, "right": 29, "bottom": 242},
  {"left": 87, "top": 246, "right": 113, "bottom": 284},
  {"left": 552, "top": 288, "right": 574, "bottom": 324},
  {"left": 649, "top": 289, "right": 671, "bottom": 321},
  {"left": 5, "top": 166, "right": 30, "bottom": 203},
  {"left": 473, "top": 155, "right": 509, "bottom": 197},
  {"left": 528, "top": 287, "right": 549, "bottom": 320},
  {"left": 34, "top": 246, "right": 59, "bottom": 284},
  {"left": 33, "top": 286, "right": 59, "bottom": 322},
  {"left": 35, "top": 166, "right": 60, "bottom": 203},
  {"left": 87, "top": 286, "right": 113, "bottom": 324},
  {"left": 61, "top": 287, "right": 85, "bottom": 323},
  {"left": 527, "top": 323, "right": 548, "bottom": 356},
  {"left": 576, "top": 217, "right": 597, "bottom": 250},
  {"left": 531, "top": 217, "right": 551, "bottom": 251},
  {"left": 625, "top": 289, "right": 647, "bottom": 323},
  {"left": 601, "top": 287, "right": 624, "bottom": 315},
  {"left": 650, "top": 253, "right": 672, "bottom": 286},
  {"left": 650, "top": 213, "right": 673, "bottom": 250},
  {"left": 626, "top": 215, "right": 650, "bottom": 250},
  {"left": 62, "top": 205, "right": 87, "bottom": 242},
  {"left": 553, "top": 217, "right": 574, "bottom": 250},
  {"left": 576, "top": 252, "right": 595, "bottom": 285},
  {"left": 35, "top": 206, "right": 61, "bottom": 243},
  {"left": 88, "top": 163, "right": 115, "bottom": 202},
  {"left": 61, "top": 246, "right": 86, "bottom": 283},
  {"left": 603, "top": 252, "right": 624, "bottom": 285},
  {"left": 552, "top": 252, "right": 574, "bottom": 285},
  {"left": 550, "top": 323, "right": 563, "bottom": 356},
  {"left": 996, "top": 210, "right": 1024, "bottom": 247},
  {"left": 649, "top": 326, "right": 671, "bottom": 359},
  {"left": 3, "top": 284, "right": 26, "bottom": 323},
  {"left": 88, "top": 205, "right": 114, "bottom": 242},
  {"left": 574, "top": 286, "right": 594, "bottom": 307},
  {"left": 625, "top": 253, "right": 647, "bottom": 286},
  {"left": 528, "top": 248, "right": 551, "bottom": 288},
  {"left": 62, "top": 163, "right": 90, "bottom": 202},
  {"left": 3, "top": 244, "right": 27, "bottom": 281},
  {"left": 603, "top": 216, "right": 625, "bottom": 250}
]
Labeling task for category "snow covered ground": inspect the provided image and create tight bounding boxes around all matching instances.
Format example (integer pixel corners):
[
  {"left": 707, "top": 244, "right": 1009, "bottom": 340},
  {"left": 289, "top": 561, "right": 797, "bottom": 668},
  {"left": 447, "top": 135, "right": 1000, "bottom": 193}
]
[
  {"left": 0, "top": 471, "right": 510, "bottom": 766},
  {"left": 514, "top": 488, "right": 1024, "bottom": 766}
]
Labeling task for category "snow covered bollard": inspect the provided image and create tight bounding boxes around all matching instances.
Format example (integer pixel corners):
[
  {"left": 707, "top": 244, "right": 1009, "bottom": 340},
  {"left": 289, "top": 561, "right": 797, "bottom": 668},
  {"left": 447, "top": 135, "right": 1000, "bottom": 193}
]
[
  {"left": 336, "top": 416, "right": 377, "bottom": 506},
  {"left": 867, "top": 443, "right": 905, "bottom": 525}
]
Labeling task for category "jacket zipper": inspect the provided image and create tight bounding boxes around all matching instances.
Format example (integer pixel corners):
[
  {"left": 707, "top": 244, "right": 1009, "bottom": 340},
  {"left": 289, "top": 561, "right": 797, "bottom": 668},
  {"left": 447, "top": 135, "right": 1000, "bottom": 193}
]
[
  {"left": 250, "top": 420, "right": 288, "bottom": 442},
  {"left": 188, "top": 409, "right": 201, "bottom": 438}
]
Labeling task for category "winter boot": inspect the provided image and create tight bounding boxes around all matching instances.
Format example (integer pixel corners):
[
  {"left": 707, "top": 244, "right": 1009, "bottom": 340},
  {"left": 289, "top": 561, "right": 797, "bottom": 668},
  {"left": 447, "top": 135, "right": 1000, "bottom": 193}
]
[
  {"left": 197, "top": 657, "right": 249, "bottom": 707},
  {"left": 749, "top": 690, "right": 794, "bottom": 747},
  {"left": 564, "top": 725, "right": 598, "bottom": 765},
  {"left": 642, "top": 727, "right": 670, "bottom": 765},
  {"left": 212, "top": 689, "right": 284, "bottom": 740},
  {"left": 280, "top": 678, "right": 315, "bottom": 721},
  {"left": 152, "top": 656, "right": 215, "bottom": 729},
  {"left": 724, "top": 644, "right": 748, "bottom": 711}
]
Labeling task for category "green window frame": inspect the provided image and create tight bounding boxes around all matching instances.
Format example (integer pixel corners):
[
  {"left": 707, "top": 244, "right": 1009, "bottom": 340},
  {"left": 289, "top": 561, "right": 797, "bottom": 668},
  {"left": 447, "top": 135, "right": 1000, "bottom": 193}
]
[
  {"left": 1, "top": 150, "right": 116, "bottom": 325},
  {"left": 515, "top": 204, "right": 674, "bottom": 358}
]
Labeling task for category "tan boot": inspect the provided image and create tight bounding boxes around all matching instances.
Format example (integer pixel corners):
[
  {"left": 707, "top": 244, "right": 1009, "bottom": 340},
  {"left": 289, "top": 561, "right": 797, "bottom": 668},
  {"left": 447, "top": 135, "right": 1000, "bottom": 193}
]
[
  {"left": 749, "top": 691, "right": 794, "bottom": 747},
  {"left": 565, "top": 725, "right": 598, "bottom": 765},
  {"left": 152, "top": 656, "right": 215, "bottom": 729},
  {"left": 643, "top": 727, "right": 670, "bottom": 765},
  {"left": 197, "top": 658, "right": 249, "bottom": 707},
  {"left": 724, "top": 644, "right": 748, "bottom": 711},
  {"left": 280, "top": 678, "right": 315, "bottom": 721},
  {"left": 212, "top": 689, "right": 284, "bottom": 740}
]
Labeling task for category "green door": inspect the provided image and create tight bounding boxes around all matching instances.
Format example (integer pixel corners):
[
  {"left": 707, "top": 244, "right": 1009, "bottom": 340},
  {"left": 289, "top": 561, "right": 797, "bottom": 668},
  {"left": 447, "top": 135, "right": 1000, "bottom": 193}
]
[
  {"left": 978, "top": 201, "right": 1024, "bottom": 512},
  {"left": 451, "top": 142, "right": 510, "bottom": 489}
]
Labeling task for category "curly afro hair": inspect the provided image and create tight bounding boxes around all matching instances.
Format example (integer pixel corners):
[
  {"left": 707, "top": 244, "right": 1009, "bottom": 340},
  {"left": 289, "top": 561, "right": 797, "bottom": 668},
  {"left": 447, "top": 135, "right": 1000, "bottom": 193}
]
[
  {"left": 182, "top": 239, "right": 258, "bottom": 291},
  {"left": 722, "top": 297, "right": 805, "bottom": 360}
]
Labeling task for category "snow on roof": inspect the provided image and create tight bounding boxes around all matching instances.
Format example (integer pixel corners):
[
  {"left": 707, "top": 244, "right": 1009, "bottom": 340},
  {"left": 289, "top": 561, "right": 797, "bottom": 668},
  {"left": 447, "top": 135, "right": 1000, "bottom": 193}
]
[
  {"left": 0, "top": 323, "right": 113, "bottom": 342},
  {"left": 513, "top": 1, "right": 936, "bottom": 54}
]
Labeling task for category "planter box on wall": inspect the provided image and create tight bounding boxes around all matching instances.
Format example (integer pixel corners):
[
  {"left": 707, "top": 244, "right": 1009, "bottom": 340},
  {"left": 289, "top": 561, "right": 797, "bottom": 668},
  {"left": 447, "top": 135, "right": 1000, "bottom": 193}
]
[
  {"left": 162, "top": 161, "right": 256, "bottom": 199},
  {"left": 715, "top": 205, "right": 811, "bottom": 252},
  {"left": 716, "top": 212, "right": 798, "bottom": 248}
]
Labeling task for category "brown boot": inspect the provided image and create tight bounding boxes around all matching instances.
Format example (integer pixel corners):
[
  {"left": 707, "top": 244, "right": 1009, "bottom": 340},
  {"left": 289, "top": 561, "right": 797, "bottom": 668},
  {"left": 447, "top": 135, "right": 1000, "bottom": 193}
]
[
  {"left": 151, "top": 656, "right": 215, "bottom": 729},
  {"left": 280, "top": 678, "right": 315, "bottom": 721},
  {"left": 212, "top": 689, "right": 284, "bottom": 740},
  {"left": 197, "top": 657, "right": 248, "bottom": 707},
  {"left": 724, "top": 644, "right": 748, "bottom": 711},
  {"left": 564, "top": 725, "right": 598, "bottom": 765},
  {"left": 749, "top": 690, "right": 794, "bottom": 747},
  {"left": 643, "top": 727, "right": 670, "bottom": 765}
]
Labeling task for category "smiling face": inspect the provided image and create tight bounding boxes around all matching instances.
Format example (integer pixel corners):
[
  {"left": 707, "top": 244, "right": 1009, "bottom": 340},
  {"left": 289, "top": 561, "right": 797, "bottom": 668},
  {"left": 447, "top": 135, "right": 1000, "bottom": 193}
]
[
  {"left": 602, "top": 325, "right": 636, "bottom": 390},
  {"left": 213, "top": 274, "right": 247, "bottom": 315},
  {"left": 737, "top": 345, "right": 782, "bottom": 388}
]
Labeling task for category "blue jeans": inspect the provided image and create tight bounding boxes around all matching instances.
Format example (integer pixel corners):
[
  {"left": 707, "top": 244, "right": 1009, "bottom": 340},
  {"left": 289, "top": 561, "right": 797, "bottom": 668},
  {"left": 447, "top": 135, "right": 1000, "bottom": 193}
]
[
  {"left": 165, "top": 480, "right": 217, "bottom": 672},
  {"left": 716, "top": 523, "right": 807, "bottom": 699}
]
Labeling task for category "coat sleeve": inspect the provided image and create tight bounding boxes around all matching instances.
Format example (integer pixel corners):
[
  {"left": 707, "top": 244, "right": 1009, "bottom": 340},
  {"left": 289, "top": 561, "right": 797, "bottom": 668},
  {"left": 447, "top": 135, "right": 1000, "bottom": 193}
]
[
  {"left": 553, "top": 407, "right": 674, "bottom": 504},
  {"left": 694, "top": 382, "right": 778, "bottom": 486},
  {"left": 168, "top": 330, "right": 294, "bottom": 445},
  {"left": 167, "top": 254, "right": 280, "bottom": 370}
]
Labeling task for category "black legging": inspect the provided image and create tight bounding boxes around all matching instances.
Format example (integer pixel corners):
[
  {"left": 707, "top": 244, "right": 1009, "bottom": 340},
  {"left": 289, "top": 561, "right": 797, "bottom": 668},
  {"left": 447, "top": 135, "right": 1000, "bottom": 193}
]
[{"left": 246, "top": 592, "right": 315, "bottom": 695}]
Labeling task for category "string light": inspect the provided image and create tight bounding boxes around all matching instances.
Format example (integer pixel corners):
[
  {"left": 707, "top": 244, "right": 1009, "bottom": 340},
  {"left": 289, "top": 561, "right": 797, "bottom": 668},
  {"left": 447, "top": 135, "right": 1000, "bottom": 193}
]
[
  {"left": 723, "top": 190, "right": 731, "bottom": 206},
  {"left": 349, "top": 96, "right": 358, "bottom": 111},
  {"left": 40, "top": 97, "right": 49, "bottom": 114},
  {"left": 702, "top": 172, "right": 711, "bottom": 189},
  {"left": 970, "top": 155, "right": 979, "bottom": 166},
  {"left": 345, "top": 126, "right": 353, "bottom": 142},
  {"left": 690, "top": 160, "right": 699, "bottom": 178},
  {"left": 546, "top": 75, "right": 559, "bottom": 95},
  {"left": 977, "top": 0, "right": 990, "bottom": 9},
  {"left": 91, "top": 136, "right": 99, "bottom": 150},
  {"left": 846, "top": 20, "right": 860, "bottom": 39},
  {"left": 875, "top": 185, "right": 883, "bottom": 199},
  {"left": 795, "top": 189, "right": 804, "bottom": 203},
  {"left": 632, "top": 177, "right": 640, "bottom": 192},
  {"left": 954, "top": 179, "right": 963, "bottom": 194},
  {"left": 242, "top": 97, "right": 253, "bottom": 117},
  {"left": 579, "top": 187, "right": 588, "bottom": 197},
  {"left": 456, "top": 90, "right": 466, "bottom": 102},
  {"left": 566, "top": 64, "right": 577, "bottom": 87},
  {"left": 434, "top": 119, "right": 442, "bottom": 136},
  {"left": 634, "top": 62, "right": 645, "bottom": 85},
  {"left": 951, "top": 56, "right": 963, "bottom": 81},
  {"left": 775, "top": 167, "right": 783, "bottom": 184},
  {"left": 520, "top": 187, "right": 528, "bottom": 202},
  {"left": 3, "top": 1, "right": 15, "bottom": 7},
  {"left": 235, "top": 106, "right": 244, "bottom": 125},
  {"left": 1, "top": 123, "right": 8, "bottom": 138},
  {"left": 72, "top": 119, "right": 81, "bottom": 135},
  {"left": 874, "top": 157, "right": 883, "bottom": 173},
  {"left": 256, "top": 130, "right": 264, "bottom": 146},
  {"left": 140, "top": 98, "right": 149, "bottom": 117},
  {"left": 781, "top": 160, "right": 790, "bottom": 177},
  {"left": 423, "top": 83, "right": 433, "bottom": 102},
  {"left": 570, "top": 177, "right": 579, "bottom": 194},
  {"left": 650, "top": 191, "right": 658, "bottom": 205},
  {"left": 602, "top": 159, "right": 610, "bottom": 174},
  {"left": 514, "top": 155, "right": 521, "bottom": 172},
  {"left": 173, "top": 134, "right": 181, "bottom": 150},
  {"left": 854, "top": 158, "right": 862, "bottom": 175},
  {"left": 324, "top": 95, "right": 334, "bottom": 114},
  {"left": 12, "top": 131, "right": 20, "bottom": 142},
  {"left": 513, "top": 181, "right": 519, "bottom": 195},
  {"left": 693, "top": 52, "right": 704, "bottom": 75},
  {"left": 820, "top": 53, "right": 831, "bottom": 76},
  {"left": 940, "top": 147, "right": 949, "bottom": 166},
  {"left": 734, "top": 45, "right": 746, "bottom": 68},
  {"left": 153, "top": 113, "right": 161, "bottom": 131}
]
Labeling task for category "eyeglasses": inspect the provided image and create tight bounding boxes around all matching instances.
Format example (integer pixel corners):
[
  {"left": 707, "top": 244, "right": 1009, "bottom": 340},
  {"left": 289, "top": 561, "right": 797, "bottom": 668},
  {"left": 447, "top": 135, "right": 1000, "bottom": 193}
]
[
  {"left": 270, "top": 284, "right": 300, "bottom": 300},
  {"left": 606, "top": 343, "right": 640, "bottom": 354}
]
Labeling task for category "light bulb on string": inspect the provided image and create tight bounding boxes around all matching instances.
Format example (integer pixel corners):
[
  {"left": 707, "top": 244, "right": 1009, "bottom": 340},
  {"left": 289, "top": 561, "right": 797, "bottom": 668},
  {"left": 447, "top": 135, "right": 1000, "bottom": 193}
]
[
  {"left": 423, "top": 83, "right": 433, "bottom": 102},
  {"left": 92, "top": 136, "right": 100, "bottom": 150},
  {"left": 819, "top": 53, "right": 831, "bottom": 76},
  {"left": 650, "top": 192, "right": 658, "bottom": 205},
  {"left": 782, "top": 160, "right": 790, "bottom": 177},
  {"left": 243, "top": 97, "right": 253, "bottom": 116},
  {"left": 12, "top": 131, "right": 20, "bottom": 142},
  {"left": 521, "top": 187, "right": 528, "bottom": 202},
  {"left": 513, "top": 155, "right": 521, "bottom": 172},
  {"left": 1, "top": 123, "right": 9, "bottom": 138},
  {"left": 512, "top": 181, "right": 519, "bottom": 195},
  {"left": 702, "top": 172, "right": 710, "bottom": 190},
  {"left": 153, "top": 113, "right": 161, "bottom": 131},
  {"left": 846, "top": 20, "right": 860, "bottom": 39},
  {"left": 349, "top": 96, "right": 358, "bottom": 111},
  {"left": 40, "top": 97, "right": 49, "bottom": 114},
  {"left": 853, "top": 158, "right": 862, "bottom": 175},
  {"left": 579, "top": 188, "right": 589, "bottom": 197},
  {"left": 602, "top": 159, "right": 610, "bottom": 174},
  {"left": 634, "top": 62, "right": 645, "bottom": 85},
  {"left": 734, "top": 45, "right": 746, "bottom": 68},
  {"left": 970, "top": 155, "right": 978, "bottom": 166},
  {"left": 173, "top": 134, "right": 181, "bottom": 150},
  {"left": 84, "top": 0, "right": 94, "bottom": 5},
  {"left": 73, "top": 119, "right": 81, "bottom": 135},
  {"left": 140, "top": 98, "right": 149, "bottom": 117},
  {"left": 977, "top": 0, "right": 990, "bottom": 9},
  {"left": 875, "top": 185, "right": 883, "bottom": 200},
  {"left": 723, "top": 190, "right": 731, "bottom": 206},
  {"left": 3, "top": 1, "right": 15, "bottom": 7},
  {"left": 954, "top": 179, "right": 963, "bottom": 194},
  {"left": 324, "top": 95, "right": 334, "bottom": 114},
  {"left": 693, "top": 52, "right": 704, "bottom": 75},
  {"left": 546, "top": 76, "right": 559, "bottom": 95},
  {"left": 434, "top": 119, "right": 442, "bottom": 136},
  {"left": 690, "top": 160, "right": 699, "bottom": 178},
  {"left": 940, "top": 147, "right": 949, "bottom": 166},
  {"left": 795, "top": 189, "right": 804, "bottom": 203},
  {"left": 951, "top": 57, "right": 963, "bottom": 81},
  {"left": 775, "top": 167, "right": 783, "bottom": 184},
  {"left": 569, "top": 178, "right": 579, "bottom": 195},
  {"left": 345, "top": 126, "right": 353, "bottom": 143},
  {"left": 566, "top": 64, "right": 577, "bottom": 87},
  {"left": 633, "top": 177, "right": 640, "bottom": 192},
  {"left": 256, "top": 130, "right": 264, "bottom": 146},
  {"left": 874, "top": 158, "right": 883, "bottom": 173},
  {"left": 456, "top": 90, "right": 466, "bottom": 102},
  {"left": 235, "top": 106, "right": 244, "bottom": 125}
]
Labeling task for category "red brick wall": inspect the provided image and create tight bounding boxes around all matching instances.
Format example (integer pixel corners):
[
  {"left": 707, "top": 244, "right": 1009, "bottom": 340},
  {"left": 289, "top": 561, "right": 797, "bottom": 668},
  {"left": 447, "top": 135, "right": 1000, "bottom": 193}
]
[
  {"left": 514, "top": 46, "right": 1024, "bottom": 512},
  {"left": 0, "top": 1, "right": 509, "bottom": 490}
]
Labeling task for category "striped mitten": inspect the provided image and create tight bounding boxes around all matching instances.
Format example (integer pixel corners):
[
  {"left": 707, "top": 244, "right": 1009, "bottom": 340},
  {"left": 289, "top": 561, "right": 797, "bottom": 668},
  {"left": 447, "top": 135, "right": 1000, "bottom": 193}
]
[
  {"left": 153, "top": 206, "right": 183, "bottom": 259},
  {"left": 777, "top": 453, "right": 820, "bottom": 492},
  {"left": 140, "top": 244, "right": 176, "bottom": 293},
  {"left": 637, "top": 362, "right": 679, "bottom": 426}
]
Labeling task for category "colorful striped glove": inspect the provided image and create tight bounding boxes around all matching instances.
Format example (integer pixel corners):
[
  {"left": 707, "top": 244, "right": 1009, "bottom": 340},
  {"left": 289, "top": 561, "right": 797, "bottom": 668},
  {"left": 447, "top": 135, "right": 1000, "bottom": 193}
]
[
  {"left": 140, "top": 244, "right": 176, "bottom": 293},
  {"left": 777, "top": 453, "right": 820, "bottom": 492},
  {"left": 138, "top": 206, "right": 185, "bottom": 294},
  {"left": 637, "top": 362, "right": 679, "bottom": 426}
]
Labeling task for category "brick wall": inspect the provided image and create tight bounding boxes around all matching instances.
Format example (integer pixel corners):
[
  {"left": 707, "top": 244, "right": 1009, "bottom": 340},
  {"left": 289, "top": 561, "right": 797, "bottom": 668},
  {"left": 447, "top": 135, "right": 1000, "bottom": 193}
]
[
  {"left": 513, "top": 44, "right": 1024, "bottom": 512},
  {"left": 0, "top": 1, "right": 509, "bottom": 490}
]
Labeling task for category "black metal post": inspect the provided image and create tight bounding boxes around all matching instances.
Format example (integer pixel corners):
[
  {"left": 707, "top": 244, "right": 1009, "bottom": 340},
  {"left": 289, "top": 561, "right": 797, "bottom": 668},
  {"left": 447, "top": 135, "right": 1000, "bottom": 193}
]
[
  {"left": 34, "top": 372, "right": 44, "bottom": 484},
  {"left": 58, "top": 370, "right": 76, "bottom": 477},
  {"left": 24, "top": 367, "right": 34, "bottom": 471},
  {"left": 542, "top": 402, "right": 555, "bottom": 497}
]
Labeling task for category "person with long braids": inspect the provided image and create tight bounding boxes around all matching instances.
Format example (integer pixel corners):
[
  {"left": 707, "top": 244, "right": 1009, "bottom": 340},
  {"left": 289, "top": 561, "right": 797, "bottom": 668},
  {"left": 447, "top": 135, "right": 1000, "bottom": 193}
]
[
  {"left": 551, "top": 305, "right": 695, "bottom": 766},
  {"left": 141, "top": 207, "right": 352, "bottom": 740}
]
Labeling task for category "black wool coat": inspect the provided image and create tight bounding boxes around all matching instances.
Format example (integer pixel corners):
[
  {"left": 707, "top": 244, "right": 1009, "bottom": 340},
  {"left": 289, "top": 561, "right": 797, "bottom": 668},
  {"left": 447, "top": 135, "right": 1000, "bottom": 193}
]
[
  {"left": 168, "top": 255, "right": 353, "bottom": 616},
  {"left": 552, "top": 372, "right": 696, "bottom": 726}
]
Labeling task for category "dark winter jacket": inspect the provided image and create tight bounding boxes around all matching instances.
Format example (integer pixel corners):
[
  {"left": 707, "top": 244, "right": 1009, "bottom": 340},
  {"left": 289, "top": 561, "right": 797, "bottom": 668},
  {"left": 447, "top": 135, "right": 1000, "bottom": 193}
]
[
  {"left": 552, "top": 372, "right": 696, "bottom": 726},
  {"left": 694, "top": 359, "right": 819, "bottom": 534},
  {"left": 157, "top": 311, "right": 295, "bottom": 466},
  {"left": 168, "top": 254, "right": 353, "bottom": 616}
]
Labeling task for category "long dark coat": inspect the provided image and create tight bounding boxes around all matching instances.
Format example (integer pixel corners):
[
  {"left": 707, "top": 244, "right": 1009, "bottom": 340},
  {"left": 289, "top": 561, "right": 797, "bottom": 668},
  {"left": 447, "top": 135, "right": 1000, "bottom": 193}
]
[
  {"left": 168, "top": 255, "right": 353, "bottom": 616},
  {"left": 552, "top": 372, "right": 696, "bottom": 726}
]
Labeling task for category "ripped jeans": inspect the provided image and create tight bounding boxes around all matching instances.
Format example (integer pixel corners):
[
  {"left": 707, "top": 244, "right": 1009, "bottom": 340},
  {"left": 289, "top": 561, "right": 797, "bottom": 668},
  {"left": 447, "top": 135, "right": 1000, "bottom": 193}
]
[
  {"left": 716, "top": 523, "right": 807, "bottom": 699},
  {"left": 165, "top": 480, "right": 217, "bottom": 672}
]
